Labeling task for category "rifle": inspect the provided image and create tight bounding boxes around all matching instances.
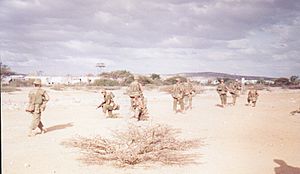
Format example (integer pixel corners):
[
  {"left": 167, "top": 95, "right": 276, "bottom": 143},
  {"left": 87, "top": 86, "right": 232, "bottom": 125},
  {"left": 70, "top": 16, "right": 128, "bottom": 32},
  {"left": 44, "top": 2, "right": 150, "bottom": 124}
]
[{"left": 96, "top": 101, "right": 105, "bottom": 109}]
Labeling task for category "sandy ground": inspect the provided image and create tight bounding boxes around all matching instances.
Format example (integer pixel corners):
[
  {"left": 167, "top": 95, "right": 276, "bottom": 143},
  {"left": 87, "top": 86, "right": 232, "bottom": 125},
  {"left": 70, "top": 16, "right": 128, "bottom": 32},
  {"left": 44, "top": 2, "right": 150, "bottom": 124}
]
[{"left": 1, "top": 87, "right": 300, "bottom": 174}]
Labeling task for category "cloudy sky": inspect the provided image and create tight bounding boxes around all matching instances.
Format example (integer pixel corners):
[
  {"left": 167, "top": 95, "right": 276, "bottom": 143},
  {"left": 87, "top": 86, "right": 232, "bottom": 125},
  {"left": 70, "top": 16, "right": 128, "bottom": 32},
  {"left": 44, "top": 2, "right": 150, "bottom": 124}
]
[{"left": 0, "top": 0, "right": 299, "bottom": 77}]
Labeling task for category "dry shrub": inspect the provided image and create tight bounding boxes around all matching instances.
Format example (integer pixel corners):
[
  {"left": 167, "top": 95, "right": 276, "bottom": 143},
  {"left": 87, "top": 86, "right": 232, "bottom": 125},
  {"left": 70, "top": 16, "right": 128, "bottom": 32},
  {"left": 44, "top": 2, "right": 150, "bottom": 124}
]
[{"left": 62, "top": 124, "right": 201, "bottom": 167}]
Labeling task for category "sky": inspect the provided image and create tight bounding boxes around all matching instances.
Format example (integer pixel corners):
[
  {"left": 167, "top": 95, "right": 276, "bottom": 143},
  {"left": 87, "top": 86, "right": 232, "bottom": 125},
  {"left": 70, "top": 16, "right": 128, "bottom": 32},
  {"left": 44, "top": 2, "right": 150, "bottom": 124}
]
[{"left": 0, "top": 0, "right": 299, "bottom": 77}]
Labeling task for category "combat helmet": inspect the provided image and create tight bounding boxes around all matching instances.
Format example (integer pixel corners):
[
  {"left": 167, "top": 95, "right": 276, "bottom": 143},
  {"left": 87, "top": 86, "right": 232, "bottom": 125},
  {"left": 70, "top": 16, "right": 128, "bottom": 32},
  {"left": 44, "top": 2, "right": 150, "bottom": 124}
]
[{"left": 33, "top": 79, "right": 42, "bottom": 85}]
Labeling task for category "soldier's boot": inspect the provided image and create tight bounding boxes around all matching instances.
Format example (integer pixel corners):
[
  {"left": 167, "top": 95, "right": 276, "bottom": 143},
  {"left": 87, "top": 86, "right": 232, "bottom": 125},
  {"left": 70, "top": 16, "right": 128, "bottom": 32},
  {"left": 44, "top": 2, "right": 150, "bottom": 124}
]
[
  {"left": 38, "top": 122, "right": 47, "bottom": 134},
  {"left": 39, "top": 127, "right": 47, "bottom": 134}
]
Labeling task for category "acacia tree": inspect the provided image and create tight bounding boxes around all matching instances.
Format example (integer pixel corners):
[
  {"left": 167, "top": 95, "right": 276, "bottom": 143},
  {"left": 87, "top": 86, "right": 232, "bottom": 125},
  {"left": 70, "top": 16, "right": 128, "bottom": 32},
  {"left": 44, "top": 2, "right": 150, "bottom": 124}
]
[{"left": 290, "top": 76, "right": 299, "bottom": 84}]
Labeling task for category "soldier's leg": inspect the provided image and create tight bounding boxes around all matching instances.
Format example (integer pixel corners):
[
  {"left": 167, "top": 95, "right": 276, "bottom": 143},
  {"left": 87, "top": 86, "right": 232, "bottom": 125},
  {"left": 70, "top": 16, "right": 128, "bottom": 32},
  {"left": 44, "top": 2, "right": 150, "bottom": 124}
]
[
  {"left": 220, "top": 95, "right": 224, "bottom": 106},
  {"left": 135, "top": 108, "right": 142, "bottom": 120},
  {"left": 37, "top": 119, "right": 46, "bottom": 133},
  {"left": 107, "top": 110, "right": 113, "bottom": 117},
  {"left": 130, "top": 97, "right": 135, "bottom": 111},
  {"left": 189, "top": 95, "right": 192, "bottom": 109},
  {"left": 179, "top": 98, "right": 184, "bottom": 112},
  {"left": 173, "top": 98, "right": 178, "bottom": 112},
  {"left": 28, "top": 112, "right": 41, "bottom": 136},
  {"left": 107, "top": 105, "right": 114, "bottom": 117},
  {"left": 102, "top": 105, "right": 108, "bottom": 116},
  {"left": 247, "top": 97, "right": 251, "bottom": 105},
  {"left": 184, "top": 96, "right": 188, "bottom": 110},
  {"left": 219, "top": 95, "right": 223, "bottom": 105},
  {"left": 224, "top": 95, "right": 227, "bottom": 105},
  {"left": 232, "top": 95, "right": 237, "bottom": 105}
]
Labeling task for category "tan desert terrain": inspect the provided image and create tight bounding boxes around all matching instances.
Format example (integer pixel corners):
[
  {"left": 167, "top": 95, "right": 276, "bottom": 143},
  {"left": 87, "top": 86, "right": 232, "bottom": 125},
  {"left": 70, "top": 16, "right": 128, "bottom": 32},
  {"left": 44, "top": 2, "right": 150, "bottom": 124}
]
[{"left": 1, "top": 87, "right": 300, "bottom": 174}]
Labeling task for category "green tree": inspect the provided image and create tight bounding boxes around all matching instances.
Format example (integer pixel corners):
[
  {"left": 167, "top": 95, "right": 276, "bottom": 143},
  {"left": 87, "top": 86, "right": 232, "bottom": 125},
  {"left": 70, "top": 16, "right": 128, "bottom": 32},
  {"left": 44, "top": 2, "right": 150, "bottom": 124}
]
[
  {"left": 290, "top": 76, "right": 299, "bottom": 83},
  {"left": 150, "top": 73, "right": 160, "bottom": 80}
]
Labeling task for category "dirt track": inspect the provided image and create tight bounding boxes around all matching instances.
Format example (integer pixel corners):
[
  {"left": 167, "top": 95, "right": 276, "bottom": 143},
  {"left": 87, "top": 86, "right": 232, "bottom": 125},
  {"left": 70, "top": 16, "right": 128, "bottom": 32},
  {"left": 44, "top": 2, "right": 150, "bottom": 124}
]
[{"left": 2, "top": 87, "right": 300, "bottom": 174}]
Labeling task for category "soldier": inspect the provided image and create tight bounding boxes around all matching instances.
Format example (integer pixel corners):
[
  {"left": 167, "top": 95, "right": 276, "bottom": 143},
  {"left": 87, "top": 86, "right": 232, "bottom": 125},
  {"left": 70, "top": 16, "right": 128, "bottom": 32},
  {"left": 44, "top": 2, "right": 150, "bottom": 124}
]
[
  {"left": 247, "top": 86, "right": 259, "bottom": 107},
  {"left": 132, "top": 95, "right": 148, "bottom": 121},
  {"left": 216, "top": 79, "right": 228, "bottom": 108},
  {"left": 26, "top": 79, "right": 49, "bottom": 137},
  {"left": 172, "top": 78, "right": 185, "bottom": 113},
  {"left": 97, "top": 89, "right": 119, "bottom": 118},
  {"left": 229, "top": 79, "right": 241, "bottom": 106},
  {"left": 128, "top": 75, "right": 143, "bottom": 111},
  {"left": 184, "top": 79, "right": 195, "bottom": 110},
  {"left": 127, "top": 75, "right": 148, "bottom": 120}
]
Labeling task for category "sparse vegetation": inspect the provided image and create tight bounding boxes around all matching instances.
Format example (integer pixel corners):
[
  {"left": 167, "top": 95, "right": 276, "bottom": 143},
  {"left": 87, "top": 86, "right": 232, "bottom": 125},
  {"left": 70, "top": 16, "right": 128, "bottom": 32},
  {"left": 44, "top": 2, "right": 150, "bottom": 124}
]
[
  {"left": 274, "top": 78, "right": 290, "bottom": 86},
  {"left": 163, "top": 76, "right": 187, "bottom": 85},
  {"left": 62, "top": 124, "right": 201, "bottom": 167},
  {"left": 0, "top": 86, "right": 21, "bottom": 93},
  {"left": 100, "top": 70, "right": 133, "bottom": 79},
  {"left": 93, "top": 79, "right": 120, "bottom": 86},
  {"left": 5, "top": 79, "right": 34, "bottom": 87}
]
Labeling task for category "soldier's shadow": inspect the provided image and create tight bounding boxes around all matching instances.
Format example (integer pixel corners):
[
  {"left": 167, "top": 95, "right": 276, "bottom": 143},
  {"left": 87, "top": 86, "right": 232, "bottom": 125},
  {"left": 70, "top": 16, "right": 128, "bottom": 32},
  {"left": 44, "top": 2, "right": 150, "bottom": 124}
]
[
  {"left": 46, "top": 122, "right": 74, "bottom": 133},
  {"left": 274, "top": 159, "right": 300, "bottom": 174}
]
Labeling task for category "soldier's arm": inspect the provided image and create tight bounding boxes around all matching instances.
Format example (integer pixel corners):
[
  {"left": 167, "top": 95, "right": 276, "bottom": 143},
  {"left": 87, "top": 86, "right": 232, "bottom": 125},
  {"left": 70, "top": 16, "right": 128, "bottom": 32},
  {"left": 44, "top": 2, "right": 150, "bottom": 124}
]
[
  {"left": 43, "top": 91, "right": 50, "bottom": 102},
  {"left": 139, "top": 83, "right": 143, "bottom": 92},
  {"left": 107, "top": 95, "right": 112, "bottom": 105},
  {"left": 28, "top": 91, "right": 34, "bottom": 103}
]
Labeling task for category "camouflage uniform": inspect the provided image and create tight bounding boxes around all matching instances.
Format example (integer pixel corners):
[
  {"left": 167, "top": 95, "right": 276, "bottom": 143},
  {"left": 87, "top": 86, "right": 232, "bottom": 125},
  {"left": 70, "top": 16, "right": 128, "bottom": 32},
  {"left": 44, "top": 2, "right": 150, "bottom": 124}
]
[
  {"left": 132, "top": 95, "right": 148, "bottom": 121},
  {"left": 100, "top": 90, "right": 119, "bottom": 118},
  {"left": 247, "top": 88, "right": 259, "bottom": 107},
  {"left": 172, "top": 80, "right": 185, "bottom": 112},
  {"left": 229, "top": 80, "right": 241, "bottom": 106},
  {"left": 128, "top": 79, "right": 143, "bottom": 111},
  {"left": 217, "top": 80, "right": 228, "bottom": 107},
  {"left": 26, "top": 79, "right": 49, "bottom": 136},
  {"left": 184, "top": 80, "right": 195, "bottom": 110},
  {"left": 128, "top": 76, "right": 148, "bottom": 120}
]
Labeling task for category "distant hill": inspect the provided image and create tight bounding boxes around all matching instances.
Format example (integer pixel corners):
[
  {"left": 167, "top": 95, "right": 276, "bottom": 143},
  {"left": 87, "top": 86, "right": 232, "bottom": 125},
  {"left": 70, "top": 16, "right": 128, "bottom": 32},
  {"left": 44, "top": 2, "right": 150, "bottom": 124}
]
[{"left": 168, "top": 72, "right": 275, "bottom": 80}]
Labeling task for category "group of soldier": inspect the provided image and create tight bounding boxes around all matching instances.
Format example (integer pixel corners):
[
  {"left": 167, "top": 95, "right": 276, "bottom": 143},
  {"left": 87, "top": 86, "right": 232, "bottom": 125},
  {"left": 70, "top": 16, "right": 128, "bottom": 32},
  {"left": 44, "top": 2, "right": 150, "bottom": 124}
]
[
  {"left": 25, "top": 77, "right": 258, "bottom": 137},
  {"left": 171, "top": 78, "right": 196, "bottom": 113},
  {"left": 97, "top": 76, "right": 148, "bottom": 121},
  {"left": 216, "top": 79, "right": 259, "bottom": 108}
]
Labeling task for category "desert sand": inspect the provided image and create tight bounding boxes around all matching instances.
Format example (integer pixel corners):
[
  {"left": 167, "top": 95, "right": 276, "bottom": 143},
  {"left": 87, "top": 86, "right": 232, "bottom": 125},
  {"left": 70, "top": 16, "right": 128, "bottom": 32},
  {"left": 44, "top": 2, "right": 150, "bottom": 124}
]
[{"left": 1, "top": 87, "right": 300, "bottom": 174}]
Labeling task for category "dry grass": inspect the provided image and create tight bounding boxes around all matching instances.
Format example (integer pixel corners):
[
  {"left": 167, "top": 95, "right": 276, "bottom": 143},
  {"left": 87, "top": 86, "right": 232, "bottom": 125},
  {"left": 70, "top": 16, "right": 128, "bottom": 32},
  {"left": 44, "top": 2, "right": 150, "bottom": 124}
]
[{"left": 62, "top": 124, "right": 201, "bottom": 167}]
